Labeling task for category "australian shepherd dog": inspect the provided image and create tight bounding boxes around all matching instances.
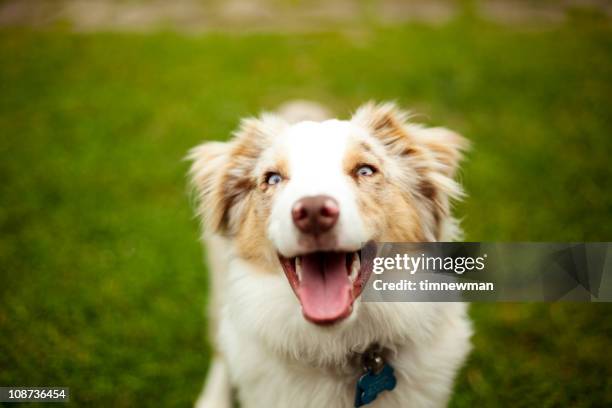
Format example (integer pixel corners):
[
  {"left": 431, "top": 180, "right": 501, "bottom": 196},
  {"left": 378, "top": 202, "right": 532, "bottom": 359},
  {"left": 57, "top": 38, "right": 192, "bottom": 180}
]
[{"left": 188, "top": 101, "right": 472, "bottom": 408}]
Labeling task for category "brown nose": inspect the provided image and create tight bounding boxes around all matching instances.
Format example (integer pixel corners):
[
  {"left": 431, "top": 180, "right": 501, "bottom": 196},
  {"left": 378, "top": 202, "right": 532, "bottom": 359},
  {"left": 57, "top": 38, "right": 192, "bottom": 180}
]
[{"left": 292, "top": 195, "right": 339, "bottom": 235}]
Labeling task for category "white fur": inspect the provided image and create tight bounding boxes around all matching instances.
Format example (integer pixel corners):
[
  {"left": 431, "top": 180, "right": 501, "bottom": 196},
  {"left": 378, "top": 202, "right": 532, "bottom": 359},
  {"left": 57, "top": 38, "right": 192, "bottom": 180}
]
[
  {"left": 267, "top": 120, "right": 369, "bottom": 257},
  {"left": 197, "top": 251, "right": 472, "bottom": 408},
  {"left": 192, "top": 102, "right": 472, "bottom": 408}
]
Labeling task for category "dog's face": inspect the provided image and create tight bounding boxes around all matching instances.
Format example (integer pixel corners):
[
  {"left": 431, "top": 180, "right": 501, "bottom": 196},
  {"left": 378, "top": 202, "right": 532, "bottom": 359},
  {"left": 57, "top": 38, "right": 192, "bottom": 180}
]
[{"left": 190, "top": 102, "right": 467, "bottom": 326}]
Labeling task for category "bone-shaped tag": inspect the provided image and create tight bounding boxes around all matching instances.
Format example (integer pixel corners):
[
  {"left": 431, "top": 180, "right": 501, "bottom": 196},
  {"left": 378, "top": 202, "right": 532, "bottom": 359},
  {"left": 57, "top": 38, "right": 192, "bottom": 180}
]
[{"left": 354, "top": 363, "right": 397, "bottom": 407}]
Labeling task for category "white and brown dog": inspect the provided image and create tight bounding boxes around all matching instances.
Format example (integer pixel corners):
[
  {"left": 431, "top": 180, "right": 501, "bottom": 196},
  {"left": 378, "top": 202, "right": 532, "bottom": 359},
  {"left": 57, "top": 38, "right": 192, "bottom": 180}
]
[{"left": 188, "top": 101, "right": 472, "bottom": 408}]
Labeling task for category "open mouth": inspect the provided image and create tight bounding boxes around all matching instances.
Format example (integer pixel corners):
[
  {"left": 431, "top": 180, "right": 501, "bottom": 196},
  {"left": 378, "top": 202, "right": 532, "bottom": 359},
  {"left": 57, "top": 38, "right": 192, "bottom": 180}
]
[{"left": 279, "top": 247, "right": 372, "bottom": 325}]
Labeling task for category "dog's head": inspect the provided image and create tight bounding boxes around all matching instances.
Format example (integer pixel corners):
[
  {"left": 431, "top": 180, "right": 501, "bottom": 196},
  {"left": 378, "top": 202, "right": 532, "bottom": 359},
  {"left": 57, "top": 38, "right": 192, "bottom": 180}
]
[{"left": 189, "top": 102, "right": 468, "bottom": 326}]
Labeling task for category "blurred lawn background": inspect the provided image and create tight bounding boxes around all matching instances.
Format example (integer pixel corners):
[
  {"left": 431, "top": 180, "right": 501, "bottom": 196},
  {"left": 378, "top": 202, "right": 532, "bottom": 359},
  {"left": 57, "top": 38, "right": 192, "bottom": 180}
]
[{"left": 1, "top": 0, "right": 611, "bottom": 406}]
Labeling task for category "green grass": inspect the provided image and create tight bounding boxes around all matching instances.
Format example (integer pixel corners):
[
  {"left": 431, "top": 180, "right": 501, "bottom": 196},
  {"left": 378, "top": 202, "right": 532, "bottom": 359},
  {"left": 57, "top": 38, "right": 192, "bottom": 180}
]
[{"left": 1, "top": 15, "right": 611, "bottom": 407}]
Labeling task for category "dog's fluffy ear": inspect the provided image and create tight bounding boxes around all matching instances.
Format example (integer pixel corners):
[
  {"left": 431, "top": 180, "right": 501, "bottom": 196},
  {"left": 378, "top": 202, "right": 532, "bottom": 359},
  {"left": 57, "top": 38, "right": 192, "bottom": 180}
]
[
  {"left": 410, "top": 126, "right": 469, "bottom": 179},
  {"left": 352, "top": 102, "right": 414, "bottom": 156},
  {"left": 352, "top": 101, "right": 469, "bottom": 179},
  {"left": 352, "top": 102, "right": 469, "bottom": 240},
  {"left": 188, "top": 141, "right": 232, "bottom": 233},
  {"left": 188, "top": 115, "right": 286, "bottom": 234}
]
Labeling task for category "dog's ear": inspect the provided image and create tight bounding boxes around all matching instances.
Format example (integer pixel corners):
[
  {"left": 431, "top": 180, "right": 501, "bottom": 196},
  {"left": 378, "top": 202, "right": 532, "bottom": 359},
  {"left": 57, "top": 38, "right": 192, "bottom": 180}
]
[
  {"left": 188, "top": 140, "right": 232, "bottom": 233},
  {"left": 188, "top": 115, "right": 286, "bottom": 234},
  {"left": 352, "top": 101, "right": 469, "bottom": 178},
  {"left": 352, "top": 102, "right": 469, "bottom": 240},
  {"left": 410, "top": 126, "right": 469, "bottom": 179},
  {"left": 352, "top": 102, "right": 414, "bottom": 157}
]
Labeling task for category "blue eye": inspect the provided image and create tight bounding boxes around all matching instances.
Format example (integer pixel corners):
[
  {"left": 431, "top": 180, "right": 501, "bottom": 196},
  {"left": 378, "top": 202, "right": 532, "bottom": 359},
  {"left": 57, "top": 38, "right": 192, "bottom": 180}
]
[
  {"left": 266, "top": 172, "right": 283, "bottom": 185},
  {"left": 356, "top": 165, "right": 376, "bottom": 177}
]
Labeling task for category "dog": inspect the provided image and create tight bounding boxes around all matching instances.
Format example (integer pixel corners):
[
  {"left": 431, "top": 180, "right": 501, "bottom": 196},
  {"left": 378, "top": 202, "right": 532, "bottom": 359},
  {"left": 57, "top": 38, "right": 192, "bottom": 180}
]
[{"left": 188, "top": 101, "right": 472, "bottom": 408}]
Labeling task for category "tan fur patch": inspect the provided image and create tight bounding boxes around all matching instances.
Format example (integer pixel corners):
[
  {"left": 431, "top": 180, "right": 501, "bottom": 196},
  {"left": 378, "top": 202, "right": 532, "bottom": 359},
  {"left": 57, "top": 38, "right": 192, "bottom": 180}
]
[
  {"left": 188, "top": 114, "right": 288, "bottom": 273},
  {"left": 342, "top": 140, "right": 381, "bottom": 176},
  {"left": 235, "top": 192, "right": 280, "bottom": 272},
  {"left": 344, "top": 136, "right": 426, "bottom": 242},
  {"left": 352, "top": 102, "right": 414, "bottom": 156},
  {"left": 351, "top": 101, "right": 469, "bottom": 241},
  {"left": 359, "top": 183, "right": 426, "bottom": 242}
]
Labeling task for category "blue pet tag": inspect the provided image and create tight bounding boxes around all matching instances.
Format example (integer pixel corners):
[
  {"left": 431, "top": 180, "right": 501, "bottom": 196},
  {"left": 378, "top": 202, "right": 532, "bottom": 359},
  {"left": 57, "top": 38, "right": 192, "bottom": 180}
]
[{"left": 354, "top": 349, "right": 397, "bottom": 407}]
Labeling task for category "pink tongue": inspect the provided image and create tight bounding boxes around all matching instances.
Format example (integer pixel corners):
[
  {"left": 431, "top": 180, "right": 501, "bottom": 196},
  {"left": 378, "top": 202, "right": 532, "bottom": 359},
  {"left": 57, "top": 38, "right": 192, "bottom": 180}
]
[{"left": 296, "top": 252, "right": 353, "bottom": 324}]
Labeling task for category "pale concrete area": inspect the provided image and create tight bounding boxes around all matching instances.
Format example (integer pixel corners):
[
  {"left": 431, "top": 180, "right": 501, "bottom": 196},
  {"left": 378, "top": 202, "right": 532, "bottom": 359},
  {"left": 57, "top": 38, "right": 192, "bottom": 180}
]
[{"left": 0, "top": 0, "right": 609, "bottom": 32}]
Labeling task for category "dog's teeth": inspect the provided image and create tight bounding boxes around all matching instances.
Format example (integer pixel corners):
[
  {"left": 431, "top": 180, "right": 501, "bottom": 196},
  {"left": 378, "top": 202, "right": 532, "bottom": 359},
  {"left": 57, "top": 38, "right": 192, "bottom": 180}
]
[
  {"left": 349, "top": 252, "right": 360, "bottom": 282},
  {"left": 295, "top": 257, "right": 302, "bottom": 282}
]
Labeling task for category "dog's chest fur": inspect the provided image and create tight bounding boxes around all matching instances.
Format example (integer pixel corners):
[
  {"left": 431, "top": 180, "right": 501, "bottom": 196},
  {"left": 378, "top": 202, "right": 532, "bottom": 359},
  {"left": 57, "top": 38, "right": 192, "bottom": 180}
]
[{"left": 218, "top": 260, "right": 472, "bottom": 408}]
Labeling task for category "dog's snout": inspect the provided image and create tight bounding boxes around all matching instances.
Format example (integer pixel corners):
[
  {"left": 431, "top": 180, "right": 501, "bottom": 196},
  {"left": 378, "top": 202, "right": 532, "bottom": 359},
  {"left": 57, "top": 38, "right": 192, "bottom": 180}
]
[{"left": 292, "top": 195, "right": 339, "bottom": 234}]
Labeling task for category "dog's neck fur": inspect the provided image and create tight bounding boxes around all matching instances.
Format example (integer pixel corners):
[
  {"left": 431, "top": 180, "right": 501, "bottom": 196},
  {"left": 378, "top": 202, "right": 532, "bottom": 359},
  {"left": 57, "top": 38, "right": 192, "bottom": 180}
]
[{"left": 223, "top": 247, "right": 458, "bottom": 372}]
